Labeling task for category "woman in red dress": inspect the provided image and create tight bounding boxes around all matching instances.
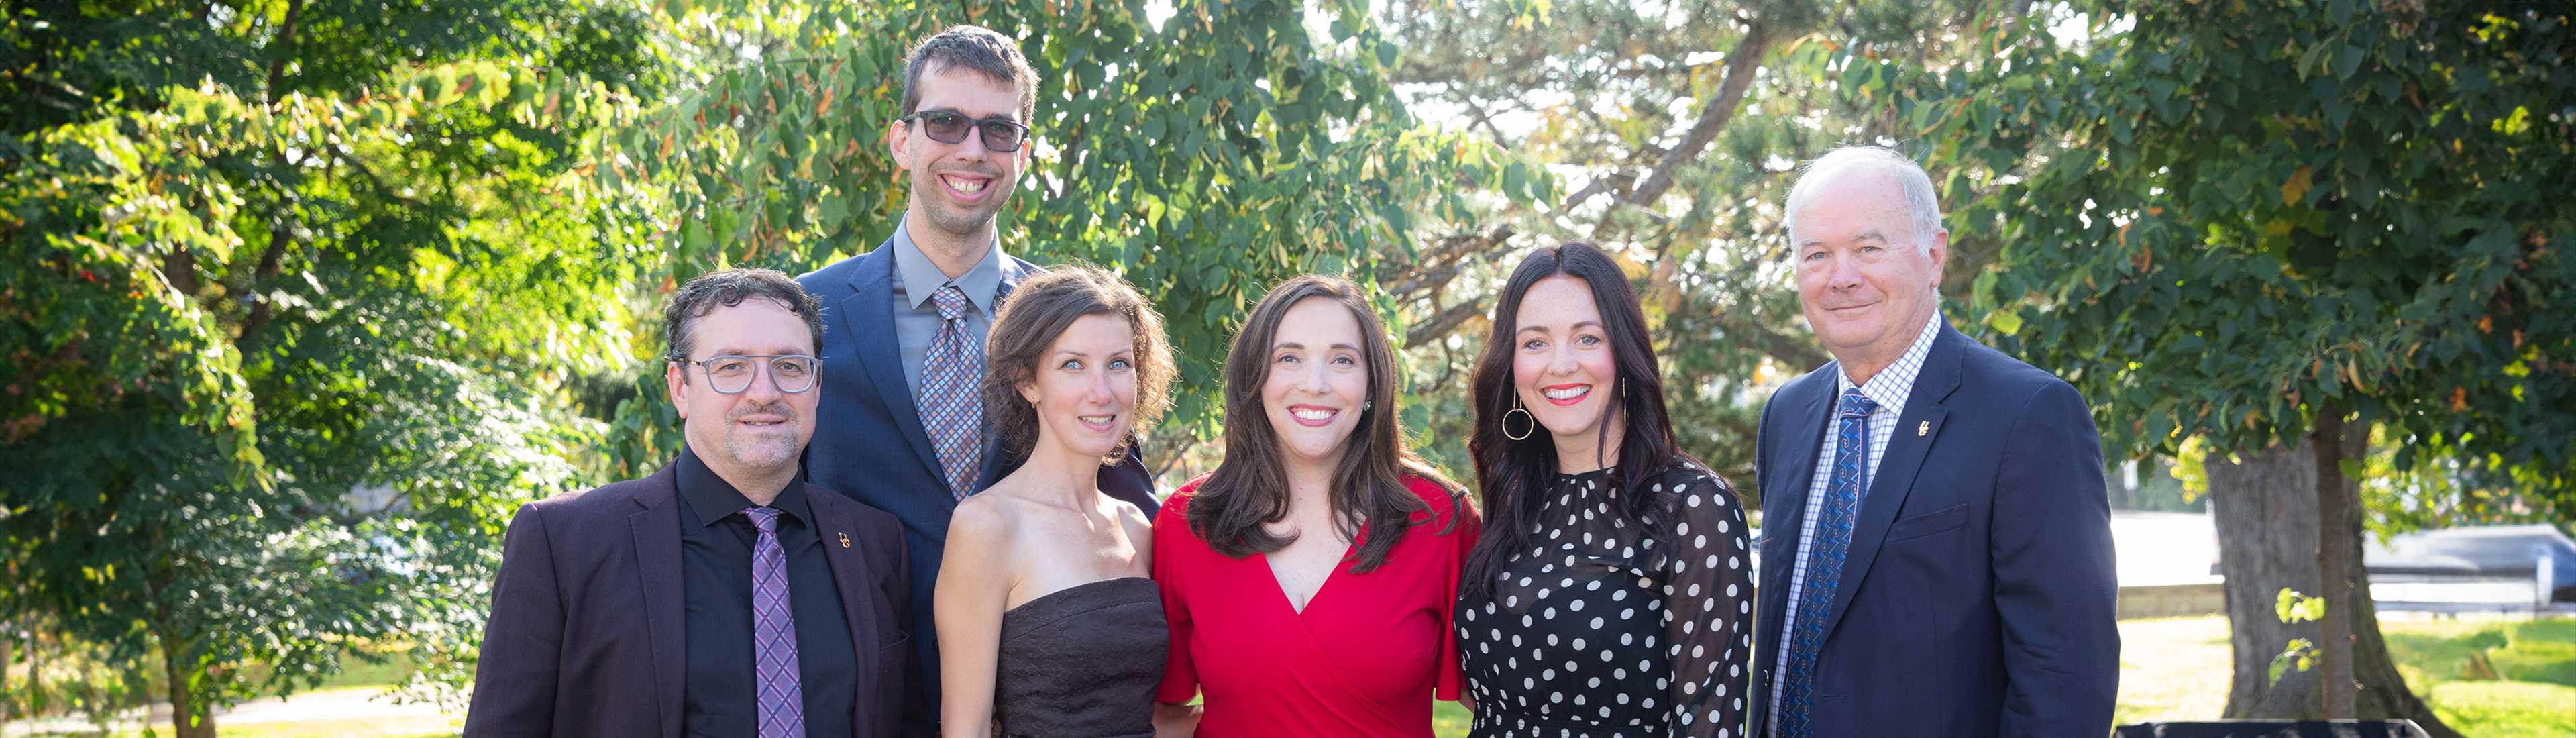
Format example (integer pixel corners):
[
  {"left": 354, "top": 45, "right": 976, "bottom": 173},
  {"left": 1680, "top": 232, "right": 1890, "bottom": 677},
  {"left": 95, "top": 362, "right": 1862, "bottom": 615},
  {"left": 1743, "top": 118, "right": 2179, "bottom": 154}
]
[{"left": 1152, "top": 275, "right": 1478, "bottom": 738}]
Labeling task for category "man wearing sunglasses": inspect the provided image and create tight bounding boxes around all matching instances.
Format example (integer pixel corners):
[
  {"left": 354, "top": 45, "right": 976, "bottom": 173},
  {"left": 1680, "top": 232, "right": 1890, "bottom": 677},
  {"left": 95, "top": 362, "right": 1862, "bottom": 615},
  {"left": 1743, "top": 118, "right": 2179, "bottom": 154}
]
[
  {"left": 468, "top": 268, "right": 914, "bottom": 737},
  {"left": 796, "top": 23, "right": 1160, "bottom": 734}
]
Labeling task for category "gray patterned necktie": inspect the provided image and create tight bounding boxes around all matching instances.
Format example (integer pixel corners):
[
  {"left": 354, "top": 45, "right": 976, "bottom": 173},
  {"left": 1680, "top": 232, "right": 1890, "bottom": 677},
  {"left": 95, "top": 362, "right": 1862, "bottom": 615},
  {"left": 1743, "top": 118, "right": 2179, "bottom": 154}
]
[{"left": 920, "top": 285, "right": 984, "bottom": 498}]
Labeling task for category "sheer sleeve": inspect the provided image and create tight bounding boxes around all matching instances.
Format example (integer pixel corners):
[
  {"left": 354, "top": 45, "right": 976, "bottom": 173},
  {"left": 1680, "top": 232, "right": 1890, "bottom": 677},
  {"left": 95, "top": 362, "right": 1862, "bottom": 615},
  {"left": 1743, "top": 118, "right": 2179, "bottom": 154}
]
[{"left": 1658, "top": 465, "right": 1754, "bottom": 737}]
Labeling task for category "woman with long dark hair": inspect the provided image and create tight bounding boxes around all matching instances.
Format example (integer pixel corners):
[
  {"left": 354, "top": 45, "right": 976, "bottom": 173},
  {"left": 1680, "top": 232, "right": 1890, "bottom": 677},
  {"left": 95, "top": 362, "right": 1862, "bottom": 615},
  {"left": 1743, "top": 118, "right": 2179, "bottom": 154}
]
[
  {"left": 1152, "top": 274, "right": 1477, "bottom": 738},
  {"left": 1456, "top": 243, "right": 1752, "bottom": 737}
]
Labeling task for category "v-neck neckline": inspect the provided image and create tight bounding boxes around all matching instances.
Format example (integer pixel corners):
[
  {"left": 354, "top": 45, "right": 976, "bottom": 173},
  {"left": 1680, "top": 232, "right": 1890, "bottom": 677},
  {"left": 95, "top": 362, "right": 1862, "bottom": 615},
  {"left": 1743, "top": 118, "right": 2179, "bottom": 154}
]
[
  {"left": 1261, "top": 539, "right": 1355, "bottom": 616},
  {"left": 1262, "top": 511, "right": 1367, "bottom": 617}
]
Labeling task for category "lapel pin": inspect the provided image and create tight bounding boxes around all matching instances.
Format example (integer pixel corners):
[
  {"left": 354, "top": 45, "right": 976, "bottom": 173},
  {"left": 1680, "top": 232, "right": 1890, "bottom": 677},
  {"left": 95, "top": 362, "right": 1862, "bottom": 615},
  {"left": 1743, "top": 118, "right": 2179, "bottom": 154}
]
[
  {"left": 837, "top": 532, "right": 852, "bottom": 549},
  {"left": 1917, "top": 421, "right": 1930, "bottom": 437}
]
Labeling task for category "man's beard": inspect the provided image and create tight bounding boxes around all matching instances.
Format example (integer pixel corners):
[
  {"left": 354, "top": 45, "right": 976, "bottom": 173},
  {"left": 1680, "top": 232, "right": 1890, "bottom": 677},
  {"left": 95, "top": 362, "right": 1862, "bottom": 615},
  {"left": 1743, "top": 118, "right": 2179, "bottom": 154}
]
[
  {"left": 720, "top": 402, "right": 802, "bottom": 474},
  {"left": 920, "top": 168, "right": 1012, "bottom": 236}
]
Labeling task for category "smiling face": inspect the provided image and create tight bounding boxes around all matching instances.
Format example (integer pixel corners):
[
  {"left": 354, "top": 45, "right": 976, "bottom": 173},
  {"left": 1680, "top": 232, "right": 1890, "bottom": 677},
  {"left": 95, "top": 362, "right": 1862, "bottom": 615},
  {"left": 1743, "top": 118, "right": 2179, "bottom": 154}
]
[
  {"left": 1792, "top": 168, "right": 1947, "bottom": 380},
  {"left": 1017, "top": 313, "right": 1139, "bottom": 462},
  {"left": 1511, "top": 275, "right": 1621, "bottom": 443},
  {"left": 665, "top": 298, "right": 820, "bottom": 482},
  {"left": 1260, "top": 297, "right": 1372, "bottom": 470},
  {"left": 889, "top": 63, "right": 1030, "bottom": 243}
]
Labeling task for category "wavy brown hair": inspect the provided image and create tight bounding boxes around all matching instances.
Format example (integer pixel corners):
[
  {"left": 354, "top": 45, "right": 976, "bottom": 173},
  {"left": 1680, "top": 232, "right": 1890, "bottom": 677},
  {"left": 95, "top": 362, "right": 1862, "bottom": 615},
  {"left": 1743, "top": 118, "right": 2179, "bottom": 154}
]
[
  {"left": 1189, "top": 274, "right": 1462, "bottom": 573},
  {"left": 1461, "top": 242, "right": 1711, "bottom": 599},
  {"left": 981, "top": 266, "right": 1175, "bottom": 465}
]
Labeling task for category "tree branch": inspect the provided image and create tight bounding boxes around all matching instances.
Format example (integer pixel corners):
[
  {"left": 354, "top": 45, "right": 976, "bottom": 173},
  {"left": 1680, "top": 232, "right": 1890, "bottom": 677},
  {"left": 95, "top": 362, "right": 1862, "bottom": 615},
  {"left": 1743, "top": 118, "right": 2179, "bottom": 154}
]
[
  {"left": 1442, "top": 80, "right": 1517, "bottom": 145},
  {"left": 1593, "top": 21, "right": 1774, "bottom": 238},
  {"left": 262, "top": 0, "right": 307, "bottom": 104},
  {"left": 1404, "top": 299, "right": 1488, "bottom": 350},
  {"left": 236, "top": 217, "right": 294, "bottom": 346}
]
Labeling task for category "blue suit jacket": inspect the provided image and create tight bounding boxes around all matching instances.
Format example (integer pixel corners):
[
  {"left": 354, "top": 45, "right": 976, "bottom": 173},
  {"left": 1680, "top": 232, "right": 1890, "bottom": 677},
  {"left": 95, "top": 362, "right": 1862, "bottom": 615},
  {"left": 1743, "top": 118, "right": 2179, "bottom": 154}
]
[
  {"left": 1747, "top": 321, "right": 2118, "bottom": 737},
  {"left": 797, "top": 243, "right": 1157, "bottom": 731}
]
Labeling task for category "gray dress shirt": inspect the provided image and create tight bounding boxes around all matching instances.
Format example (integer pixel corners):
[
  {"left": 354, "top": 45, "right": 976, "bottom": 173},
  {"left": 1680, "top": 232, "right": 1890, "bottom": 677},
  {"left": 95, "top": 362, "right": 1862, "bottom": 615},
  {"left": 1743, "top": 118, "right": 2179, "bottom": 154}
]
[{"left": 886, "top": 220, "right": 1012, "bottom": 401}]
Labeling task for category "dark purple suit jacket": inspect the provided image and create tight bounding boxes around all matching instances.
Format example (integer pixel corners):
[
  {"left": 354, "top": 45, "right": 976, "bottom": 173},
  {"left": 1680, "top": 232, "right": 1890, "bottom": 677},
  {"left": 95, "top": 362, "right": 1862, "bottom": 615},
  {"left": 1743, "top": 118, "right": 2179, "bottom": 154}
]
[{"left": 464, "top": 462, "right": 912, "bottom": 737}]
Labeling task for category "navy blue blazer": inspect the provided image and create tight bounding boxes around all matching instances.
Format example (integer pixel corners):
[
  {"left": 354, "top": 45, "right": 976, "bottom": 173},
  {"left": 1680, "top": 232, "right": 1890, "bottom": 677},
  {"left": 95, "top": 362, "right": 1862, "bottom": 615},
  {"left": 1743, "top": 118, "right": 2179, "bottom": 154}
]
[
  {"left": 796, "top": 242, "right": 1157, "bottom": 729},
  {"left": 1747, "top": 321, "right": 2118, "bottom": 737}
]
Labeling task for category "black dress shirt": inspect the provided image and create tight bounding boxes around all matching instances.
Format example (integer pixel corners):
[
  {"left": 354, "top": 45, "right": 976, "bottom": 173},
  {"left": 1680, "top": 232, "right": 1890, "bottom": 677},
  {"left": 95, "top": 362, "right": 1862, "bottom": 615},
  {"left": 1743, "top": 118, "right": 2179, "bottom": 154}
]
[{"left": 675, "top": 445, "right": 857, "bottom": 737}]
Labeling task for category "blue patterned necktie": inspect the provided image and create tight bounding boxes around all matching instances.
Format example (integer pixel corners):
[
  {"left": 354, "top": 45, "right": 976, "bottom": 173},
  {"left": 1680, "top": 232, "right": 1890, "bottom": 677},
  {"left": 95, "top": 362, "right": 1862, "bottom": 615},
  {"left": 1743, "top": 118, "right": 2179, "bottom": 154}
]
[
  {"left": 920, "top": 285, "right": 984, "bottom": 498},
  {"left": 743, "top": 507, "right": 805, "bottom": 738},
  {"left": 1782, "top": 387, "right": 1876, "bottom": 738}
]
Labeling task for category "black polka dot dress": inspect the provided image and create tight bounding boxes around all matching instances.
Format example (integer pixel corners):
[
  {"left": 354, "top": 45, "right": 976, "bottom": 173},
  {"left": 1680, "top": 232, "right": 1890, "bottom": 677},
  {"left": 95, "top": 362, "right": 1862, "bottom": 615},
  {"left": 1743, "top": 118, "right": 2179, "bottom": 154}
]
[{"left": 1456, "top": 465, "right": 1754, "bottom": 738}]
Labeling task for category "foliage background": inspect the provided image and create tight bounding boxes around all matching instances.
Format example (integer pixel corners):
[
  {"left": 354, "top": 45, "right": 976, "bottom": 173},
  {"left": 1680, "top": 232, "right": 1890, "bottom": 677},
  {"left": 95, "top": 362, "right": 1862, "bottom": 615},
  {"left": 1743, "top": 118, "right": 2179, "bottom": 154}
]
[{"left": 3, "top": 0, "right": 2569, "bottom": 734}]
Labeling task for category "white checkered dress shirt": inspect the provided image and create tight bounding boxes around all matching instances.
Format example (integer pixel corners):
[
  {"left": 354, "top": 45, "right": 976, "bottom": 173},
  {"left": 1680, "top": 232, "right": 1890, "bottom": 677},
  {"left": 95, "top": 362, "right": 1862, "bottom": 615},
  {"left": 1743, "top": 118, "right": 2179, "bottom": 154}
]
[{"left": 1766, "top": 311, "right": 1943, "bottom": 736}]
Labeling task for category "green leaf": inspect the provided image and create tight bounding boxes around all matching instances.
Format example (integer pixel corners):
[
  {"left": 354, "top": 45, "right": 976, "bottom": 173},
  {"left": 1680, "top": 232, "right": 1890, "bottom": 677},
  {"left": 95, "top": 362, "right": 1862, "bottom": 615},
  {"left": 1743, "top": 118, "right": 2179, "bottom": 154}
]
[
  {"left": 2333, "top": 44, "right": 2366, "bottom": 81},
  {"left": 1988, "top": 307, "right": 2024, "bottom": 336}
]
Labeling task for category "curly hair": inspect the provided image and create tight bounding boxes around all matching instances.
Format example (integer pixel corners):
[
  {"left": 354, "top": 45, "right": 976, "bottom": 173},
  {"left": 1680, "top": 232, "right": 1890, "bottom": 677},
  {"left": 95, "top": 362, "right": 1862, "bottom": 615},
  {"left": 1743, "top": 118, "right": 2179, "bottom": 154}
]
[
  {"left": 979, "top": 266, "right": 1175, "bottom": 465},
  {"left": 662, "top": 268, "right": 824, "bottom": 366}
]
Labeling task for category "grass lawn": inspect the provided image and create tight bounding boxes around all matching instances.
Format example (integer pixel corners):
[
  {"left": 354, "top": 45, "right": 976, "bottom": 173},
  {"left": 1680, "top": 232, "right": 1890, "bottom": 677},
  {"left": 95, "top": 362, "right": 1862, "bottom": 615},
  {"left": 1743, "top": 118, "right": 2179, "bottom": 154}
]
[
  {"left": 1435, "top": 615, "right": 2575, "bottom": 738},
  {"left": 17, "top": 617, "right": 2568, "bottom": 737}
]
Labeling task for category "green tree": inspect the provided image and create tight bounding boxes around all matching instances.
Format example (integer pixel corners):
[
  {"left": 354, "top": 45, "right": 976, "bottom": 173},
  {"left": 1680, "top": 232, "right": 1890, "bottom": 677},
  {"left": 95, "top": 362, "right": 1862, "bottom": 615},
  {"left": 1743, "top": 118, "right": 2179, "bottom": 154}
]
[
  {"left": 600, "top": 0, "right": 1549, "bottom": 478},
  {"left": 1900, "top": 1, "right": 2574, "bottom": 731},
  {"left": 1, "top": 1, "right": 669, "bottom": 734},
  {"left": 1373, "top": 1, "right": 2007, "bottom": 495}
]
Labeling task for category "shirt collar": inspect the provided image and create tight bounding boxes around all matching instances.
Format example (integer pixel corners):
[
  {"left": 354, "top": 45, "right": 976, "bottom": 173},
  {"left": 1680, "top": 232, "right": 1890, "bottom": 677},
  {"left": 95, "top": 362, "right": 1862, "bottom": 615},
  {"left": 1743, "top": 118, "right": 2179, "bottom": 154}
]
[
  {"left": 890, "top": 219, "right": 1006, "bottom": 313},
  {"left": 675, "top": 443, "right": 812, "bottom": 528},
  {"left": 1835, "top": 309, "right": 1945, "bottom": 413}
]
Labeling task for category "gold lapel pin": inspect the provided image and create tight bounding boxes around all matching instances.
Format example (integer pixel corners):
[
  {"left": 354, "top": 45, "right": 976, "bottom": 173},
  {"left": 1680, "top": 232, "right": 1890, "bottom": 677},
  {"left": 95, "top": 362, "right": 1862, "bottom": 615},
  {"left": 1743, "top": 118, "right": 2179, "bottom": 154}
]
[
  {"left": 1917, "top": 421, "right": 1931, "bottom": 437},
  {"left": 837, "top": 532, "right": 852, "bottom": 549}
]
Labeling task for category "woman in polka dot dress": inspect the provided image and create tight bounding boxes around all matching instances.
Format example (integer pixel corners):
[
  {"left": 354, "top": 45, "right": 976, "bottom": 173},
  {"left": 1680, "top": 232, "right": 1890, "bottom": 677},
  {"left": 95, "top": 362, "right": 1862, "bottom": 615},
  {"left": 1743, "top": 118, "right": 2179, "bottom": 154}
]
[{"left": 1456, "top": 243, "right": 1754, "bottom": 738}]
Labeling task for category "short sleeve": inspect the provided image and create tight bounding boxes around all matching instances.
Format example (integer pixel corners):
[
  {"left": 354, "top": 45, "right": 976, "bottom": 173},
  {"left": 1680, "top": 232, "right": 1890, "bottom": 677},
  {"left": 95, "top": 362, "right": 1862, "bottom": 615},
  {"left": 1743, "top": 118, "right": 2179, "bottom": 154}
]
[
  {"left": 1432, "top": 482, "right": 1481, "bottom": 702},
  {"left": 1658, "top": 466, "right": 1754, "bottom": 738},
  {"left": 1152, "top": 488, "right": 1201, "bottom": 704}
]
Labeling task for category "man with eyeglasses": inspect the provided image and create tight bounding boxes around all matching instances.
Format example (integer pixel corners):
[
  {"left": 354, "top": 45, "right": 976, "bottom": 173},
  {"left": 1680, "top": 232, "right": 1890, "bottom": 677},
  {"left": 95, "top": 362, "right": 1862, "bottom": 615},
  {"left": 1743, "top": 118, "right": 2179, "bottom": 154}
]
[
  {"left": 796, "top": 24, "right": 1160, "bottom": 733},
  {"left": 468, "top": 268, "right": 914, "bottom": 738}
]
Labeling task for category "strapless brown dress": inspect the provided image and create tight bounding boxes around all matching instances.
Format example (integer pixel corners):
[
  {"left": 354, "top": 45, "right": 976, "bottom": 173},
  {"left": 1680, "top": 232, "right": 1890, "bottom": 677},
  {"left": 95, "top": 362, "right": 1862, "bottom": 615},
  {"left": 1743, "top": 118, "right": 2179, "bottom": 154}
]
[{"left": 992, "top": 576, "right": 1167, "bottom": 738}]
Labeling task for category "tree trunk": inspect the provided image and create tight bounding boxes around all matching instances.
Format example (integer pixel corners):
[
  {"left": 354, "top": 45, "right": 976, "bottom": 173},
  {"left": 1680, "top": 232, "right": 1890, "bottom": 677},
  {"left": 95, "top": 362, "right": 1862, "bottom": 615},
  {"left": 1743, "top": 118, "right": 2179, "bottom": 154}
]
[
  {"left": 2310, "top": 408, "right": 2359, "bottom": 718},
  {"left": 162, "top": 645, "right": 216, "bottom": 738},
  {"left": 2209, "top": 440, "right": 2324, "bottom": 718},
  {"left": 2206, "top": 428, "right": 2457, "bottom": 737}
]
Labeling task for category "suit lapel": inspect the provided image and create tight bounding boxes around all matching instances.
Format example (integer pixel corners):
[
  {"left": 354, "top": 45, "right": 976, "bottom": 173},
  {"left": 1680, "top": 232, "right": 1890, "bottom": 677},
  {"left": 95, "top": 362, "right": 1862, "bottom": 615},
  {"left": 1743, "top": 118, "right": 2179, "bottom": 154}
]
[
  {"left": 806, "top": 489, "right": 883, "bottom": 683},
  {"left": 1753, "top": 368, "right": 1832, "bottom": 731},
  {"left": 841, "top": 246, "right": 949, "bottom": 494},
  {"left": 1816, "top": 323, "right": 1965, "bottom": 642},
  {"left": 1758, "top": 366, "right": 1835, "bottom": 610},
  {"left": 625, "top": 465, "right": 686, "bottom": 738},
  {"left": 969, "top": 263, "right": 1030, "bottom": 494}
]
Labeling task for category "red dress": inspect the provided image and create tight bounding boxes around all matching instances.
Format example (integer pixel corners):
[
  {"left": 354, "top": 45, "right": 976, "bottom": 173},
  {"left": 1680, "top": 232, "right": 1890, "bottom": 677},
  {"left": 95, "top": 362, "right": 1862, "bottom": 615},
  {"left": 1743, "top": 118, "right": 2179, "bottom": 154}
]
[{"left": 1153, "top": 473, "right": 1479, "bottom": 738}]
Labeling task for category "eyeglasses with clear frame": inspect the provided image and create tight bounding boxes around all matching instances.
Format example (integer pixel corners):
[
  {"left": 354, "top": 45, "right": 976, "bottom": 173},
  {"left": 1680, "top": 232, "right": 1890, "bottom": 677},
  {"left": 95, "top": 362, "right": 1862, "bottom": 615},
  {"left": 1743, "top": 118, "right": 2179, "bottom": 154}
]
[
  {"left": 682, "top": 354, "right": 821, "bottom": 394},
  {"left": 899, "top": 109, "right": 1032, "bottom": 152}
]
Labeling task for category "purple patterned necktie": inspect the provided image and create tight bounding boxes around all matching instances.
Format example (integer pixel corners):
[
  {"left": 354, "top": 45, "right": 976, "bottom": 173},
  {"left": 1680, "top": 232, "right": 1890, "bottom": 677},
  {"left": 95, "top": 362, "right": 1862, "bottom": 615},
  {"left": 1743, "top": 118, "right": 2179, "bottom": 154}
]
[
  {"left": 920, "top": 284, "right": 984, "bottom": 498},
  {"left": 1781, "top": 387, "right": 1875, "bottom": 738},
  {"left": 743, "top": 507, "right": 804, "bottom": 738}
]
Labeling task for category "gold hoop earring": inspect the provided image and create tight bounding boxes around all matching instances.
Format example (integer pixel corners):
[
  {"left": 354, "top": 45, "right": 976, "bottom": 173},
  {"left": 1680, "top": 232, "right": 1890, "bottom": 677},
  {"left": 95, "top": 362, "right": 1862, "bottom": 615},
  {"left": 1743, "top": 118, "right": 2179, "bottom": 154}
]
[{"left": 1503, "top": 395, "right": 1536, "bottom": 441}]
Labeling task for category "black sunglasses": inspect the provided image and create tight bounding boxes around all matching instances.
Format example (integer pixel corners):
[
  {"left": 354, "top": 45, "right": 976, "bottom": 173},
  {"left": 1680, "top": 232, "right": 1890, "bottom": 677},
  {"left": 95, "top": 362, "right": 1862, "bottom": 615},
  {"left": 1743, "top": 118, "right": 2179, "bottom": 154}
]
[{"left": 900, "top": 110, "right": 1030, "bottom": 152}]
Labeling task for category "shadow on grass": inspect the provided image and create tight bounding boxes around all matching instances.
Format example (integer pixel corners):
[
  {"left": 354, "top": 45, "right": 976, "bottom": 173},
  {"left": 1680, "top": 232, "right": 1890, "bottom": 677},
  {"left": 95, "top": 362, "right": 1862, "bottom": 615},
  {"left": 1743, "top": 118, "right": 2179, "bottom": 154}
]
[{"left": 2383, "top": 619, "right": 2576, "bottom": 687}]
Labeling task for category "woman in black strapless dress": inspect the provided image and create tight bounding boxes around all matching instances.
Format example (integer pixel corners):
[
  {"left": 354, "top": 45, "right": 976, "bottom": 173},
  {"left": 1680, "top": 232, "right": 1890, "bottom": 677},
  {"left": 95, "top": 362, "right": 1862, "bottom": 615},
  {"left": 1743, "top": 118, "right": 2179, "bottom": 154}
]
[{"left": 932, "top": 268, "right": 1177, "bottom": 738}]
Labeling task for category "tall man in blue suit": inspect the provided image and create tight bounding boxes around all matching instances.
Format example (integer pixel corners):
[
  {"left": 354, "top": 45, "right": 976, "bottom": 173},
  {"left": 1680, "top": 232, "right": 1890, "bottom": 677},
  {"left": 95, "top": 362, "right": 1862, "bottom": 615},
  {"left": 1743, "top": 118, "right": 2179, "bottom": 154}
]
[
  {"left": 796, "top": 25, "right": 1157, "bottom": 734},
  {"left": 1748, "top": 146, "right": 2118, "bottom": 738}
]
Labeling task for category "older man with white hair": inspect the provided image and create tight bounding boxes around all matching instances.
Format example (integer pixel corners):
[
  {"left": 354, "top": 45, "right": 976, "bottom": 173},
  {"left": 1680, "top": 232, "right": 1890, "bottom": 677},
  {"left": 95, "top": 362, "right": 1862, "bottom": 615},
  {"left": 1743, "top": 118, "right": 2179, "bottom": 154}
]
[{"left": 1746, "top": 146, "right": 2119, "bottom": 737}]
